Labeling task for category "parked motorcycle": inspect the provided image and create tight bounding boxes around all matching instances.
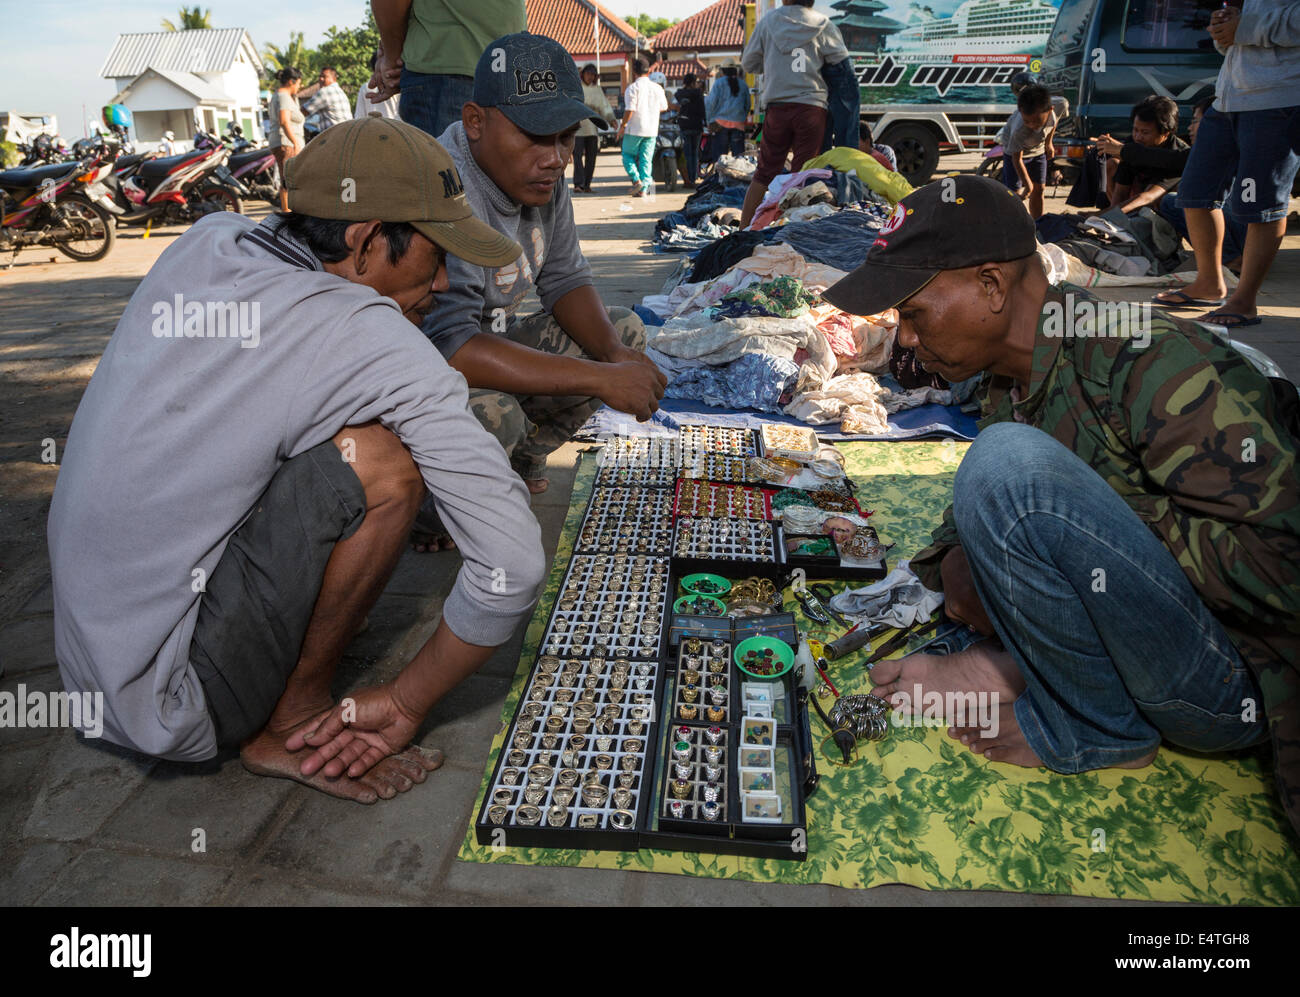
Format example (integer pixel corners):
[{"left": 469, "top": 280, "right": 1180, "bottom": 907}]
[
  {"left": 16, "top": 133, "right": 68, "bottom": 167},
  {"left": 0, "top": 152, "right": 119, "bottom": 265},
  {"left": 219, "top": 124, "right": 280, "bottom": 207},
  {"left": 652, "top": 120, "right": 683, "bottom": 193},
  {"left": 102, "top": 130, "right": 244, "bottom": 227}
]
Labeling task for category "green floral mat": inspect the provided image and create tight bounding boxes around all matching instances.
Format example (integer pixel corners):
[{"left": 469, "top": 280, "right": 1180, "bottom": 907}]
[{"left": 457, "top": 441, "right": 1300, "bottom": 903}]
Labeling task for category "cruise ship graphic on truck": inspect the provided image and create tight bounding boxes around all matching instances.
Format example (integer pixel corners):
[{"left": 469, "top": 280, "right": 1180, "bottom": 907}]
[{"left": 881, "top": 0, "right": 1061, "bottom": 62}]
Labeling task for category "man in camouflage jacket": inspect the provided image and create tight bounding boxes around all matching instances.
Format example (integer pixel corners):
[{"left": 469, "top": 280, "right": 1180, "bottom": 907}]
[{"left": 824, "top": 175, "right": 1300, "bottom": 840}]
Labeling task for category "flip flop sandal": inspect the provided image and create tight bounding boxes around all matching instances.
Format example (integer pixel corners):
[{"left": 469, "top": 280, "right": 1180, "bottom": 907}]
[
  {"left": 1199, "top": 312, "right": 1263, "bottom": 329},
  {"left": 1152, "top": 290, "right": 1226, "bottom": 308}
]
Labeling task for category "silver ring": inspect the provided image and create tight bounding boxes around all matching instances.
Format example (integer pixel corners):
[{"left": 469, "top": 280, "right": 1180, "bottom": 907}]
[
  {"left": 487, "top": 804, "right": 508, "bottom": 825},
  {"left": 674, "top": 761, "right": 692, "bottom": 780},
  {"left": 501, "top": 768, "right": 521, "bottom": 786},
  {"left": 515, "top": 805, "right": 542, "bottom": 826},
  {"left": 704, "top": 745, "right": 722, "bottom": 765},
  {"left": 610, "top": 809, "right": 635, "bottom": 830},
  {"left": 704, "top": 764, "right": 723, "bottom": 782},
  {"left": 705, "top": 726, "right": 724, "bottom": 745},
  {"left": 672, "top": 740, "right": 691, "bottom": 762},
  {"left": 547, "top": 805, "right": 568, "bottom": 827},
  {"left": 702, "top": 801, "right": 720, "bottom": 821},
  {"left": 703, "top": 782, "right": 721, "bottom": 803},
  {"left": 613, "top": 788, "right": 634, "bottom": 809},
  {"left": 523, "top": 785, "right": 546, "bottom": 805}
]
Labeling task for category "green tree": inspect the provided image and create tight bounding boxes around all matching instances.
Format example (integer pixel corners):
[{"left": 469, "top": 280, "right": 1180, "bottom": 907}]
[
  {"left": 314, "top": 9, "right": 382, "bottom": 98},
  {"left": 161, "top": 6, "right": 213, "bottom": 31},
  {"left": 624, "top": 13, "right": 679, "bottom": 38},
  {"left": 262, "top": 32, "right": 319, "bottom": 80}
]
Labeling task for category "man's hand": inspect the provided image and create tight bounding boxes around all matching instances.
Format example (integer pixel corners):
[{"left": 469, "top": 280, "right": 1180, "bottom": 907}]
[
  {"left": 369, "top": 42, "right": 404, "bottom": 102},
  {"left": 940, "top": 545, "right": 995, "bottom": 636},
  {"left": 1092, "top": 134, "right": 1122, "bottom": 157},
  {"left": 595, "top": 357, "right": 667, "bottom": 420},
  {"left": 1209, "top": 5, "right": 1240, "bottom": 46},
  {"left": 286, "top": 683, "right": 422, "bottom": 779}
]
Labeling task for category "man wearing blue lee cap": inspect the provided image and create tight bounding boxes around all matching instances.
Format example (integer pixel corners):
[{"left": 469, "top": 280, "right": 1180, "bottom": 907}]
[{"left": 410, "top": 32, "right": 665, "bottom": 533}]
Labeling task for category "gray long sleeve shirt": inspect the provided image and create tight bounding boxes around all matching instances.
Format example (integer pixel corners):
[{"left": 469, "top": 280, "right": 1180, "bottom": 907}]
[
  {"left": 741, "top": 5, "right": 849, "bottom": 110},
  {"left": 422, "top": 122, "right": 595, "bottom": 359},
  {"left": 48, "top": 213, "right": 545, "bottom": 761},
  {"left": 1215, "top": 0, "right": 1300, "bottom": 112}
]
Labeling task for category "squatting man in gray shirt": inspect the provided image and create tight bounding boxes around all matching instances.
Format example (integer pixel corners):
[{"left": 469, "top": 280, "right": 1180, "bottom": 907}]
[
  {"left": 49, "top": 116, "right": 544, "bottom": 803},
  {"left": 408, "top": 32, "right": 667, "bottom": 548}
]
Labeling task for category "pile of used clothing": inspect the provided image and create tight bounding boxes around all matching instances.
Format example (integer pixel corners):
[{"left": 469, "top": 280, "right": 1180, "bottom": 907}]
[{"left": 638, "top": 152, "right": 958, "bottom": 431}]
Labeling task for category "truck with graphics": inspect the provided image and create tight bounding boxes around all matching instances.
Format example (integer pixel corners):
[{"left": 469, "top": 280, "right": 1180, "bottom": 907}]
[{"left": 746, "top": 0, "right": 1223, "bottom": 184}]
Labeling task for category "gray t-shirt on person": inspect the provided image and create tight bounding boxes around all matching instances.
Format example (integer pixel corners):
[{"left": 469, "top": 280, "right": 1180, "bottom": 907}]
[
  {"left": 48, "top": 213, "right": 545, "bottom": 762},
  {"left": 421, "top": 122, "right": 595, "bottom": 359}
]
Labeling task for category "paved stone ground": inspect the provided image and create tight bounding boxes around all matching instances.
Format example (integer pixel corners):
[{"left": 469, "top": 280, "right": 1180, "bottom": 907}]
[{"left": 0, "top": 150, "right": 1294, "bottom": 906}]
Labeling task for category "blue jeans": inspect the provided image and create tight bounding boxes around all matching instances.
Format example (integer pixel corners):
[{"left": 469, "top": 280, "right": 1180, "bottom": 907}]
[
  {"left": 953, "top": 423, "right": 1266, "bottom": 770},
  {"left": 680, "top": 129, "right": 702, "bottom": 184},
  {"left": 1157, "top": 190, "right": 1246, "bottom": 263},
  {"left": 1178, "top": 105, "right": 1300, "bottom": 223},
  {"left": 708, "top": 127, "right": 745, "bottom": 161},
  {"left": 621, "top": 135, "right": 654, "bottom": 187},
  {"left": 398, "top": 70, "right": 474, "bottom": 139},
  {"left": 820, "top": 57, "right": 861, "bottom": 152}
]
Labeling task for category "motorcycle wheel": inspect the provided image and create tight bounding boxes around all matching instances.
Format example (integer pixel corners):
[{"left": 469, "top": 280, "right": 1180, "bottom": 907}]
[
  {"left": 52, "top": 194, "right": 115, "bottom": 262},
  {"left": 199, "top": 187, "right": 243, "bottom": 216},
  {"left": 662, "top": 156, "right": 677, "bottom": 193}
]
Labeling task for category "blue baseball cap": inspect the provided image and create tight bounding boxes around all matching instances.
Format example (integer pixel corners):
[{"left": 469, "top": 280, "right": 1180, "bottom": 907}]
[{"left": 473, "top": 32, "right": 604, "bottom": 135}]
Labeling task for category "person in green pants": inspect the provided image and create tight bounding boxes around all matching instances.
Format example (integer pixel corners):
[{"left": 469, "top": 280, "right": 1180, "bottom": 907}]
[{"left": 615, "top": 59, "right": 666, "bottom": 196}]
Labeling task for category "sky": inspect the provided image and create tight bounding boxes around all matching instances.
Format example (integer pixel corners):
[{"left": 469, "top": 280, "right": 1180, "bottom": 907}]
[{"left": 2, "top": 0, "right": 714, "bottom": 141}]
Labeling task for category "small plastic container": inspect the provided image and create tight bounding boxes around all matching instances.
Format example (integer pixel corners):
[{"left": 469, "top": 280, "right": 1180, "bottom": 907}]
[{"left": 733, "top": 636, "right": 795, "bottom": 680}]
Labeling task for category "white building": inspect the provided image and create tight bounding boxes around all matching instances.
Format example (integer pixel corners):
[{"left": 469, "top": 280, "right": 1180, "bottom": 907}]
[{"left": 101, "top": 28, "right": 265, "bottom": 148}]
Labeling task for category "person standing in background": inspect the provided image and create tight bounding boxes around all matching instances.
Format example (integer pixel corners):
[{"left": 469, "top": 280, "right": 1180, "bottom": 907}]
[
  {"left": 673, "top": 72, "right": 706, "bottom": 187},
  {"left": 1152, "top": 0, "right": 1300, "bottom": 329},
  {"left": 705, "top": 65, "right": 749, "bottom": 161},
  {"left": 573, "top": 63, "right": 614, "bottom": 192},
  {"left": 371, "top": 0, "right": 527, "bottom": 139},
  {"left": 615, "top": 59, "right": 667, "bottom": 197},
  {"left": 268, "top": 67, "right": 305, "bottom": 211},
  {"left": 739, "top": 0, "right": 848, "bottom": 227},
  {"left": 819, "top": 53, "right": 860, "bottom": 152},
  {"left": 158, "top": 130, "right": 177, "bottom": 155}
]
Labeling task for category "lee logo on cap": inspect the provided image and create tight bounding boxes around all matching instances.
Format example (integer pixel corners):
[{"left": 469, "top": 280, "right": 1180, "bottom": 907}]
[{"left": 513, "top": 69, "right": 558, "bottom": 97}]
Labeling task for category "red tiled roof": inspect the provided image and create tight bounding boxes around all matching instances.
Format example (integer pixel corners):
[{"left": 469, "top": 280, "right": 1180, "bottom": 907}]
[
  {"left": 649, "top": 0, "right": 744, "bottom": 50},
  {"left": 647, "top": 58, "right": 709, "bottom": 80},
  {"left": 526, "top": 0, "right": 646, "bottom": 54}
]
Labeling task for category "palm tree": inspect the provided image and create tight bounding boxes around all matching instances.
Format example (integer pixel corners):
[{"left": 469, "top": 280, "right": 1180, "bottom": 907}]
[
  {"left": 262, "top": 32, "right": 316, "bottom": 76},
  {"left": 161, "top": 6, "right": 213, "bottom": 31}
]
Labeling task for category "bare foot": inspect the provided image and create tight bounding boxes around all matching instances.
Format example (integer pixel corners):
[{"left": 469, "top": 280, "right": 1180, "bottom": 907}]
[
  {"left": 241, "top": 714, "right": 444, "bottom": 804},
  {"left": 525, "top": 477, "right": 549, "bottom": 495},
  {"left": 950, "top": 699, "right": 1158, "bottom": 770},
  {"left": 870, "top": 639, "right": 1026, "bottom": 706},
  {"left": 409, "top": 529, "right": 457, "bottom": 553}
]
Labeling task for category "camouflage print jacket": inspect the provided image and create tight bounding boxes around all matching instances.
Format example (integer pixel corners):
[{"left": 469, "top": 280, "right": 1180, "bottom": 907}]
[{"left": 911, "top": 285, "right": 1300, "bottom": 837}]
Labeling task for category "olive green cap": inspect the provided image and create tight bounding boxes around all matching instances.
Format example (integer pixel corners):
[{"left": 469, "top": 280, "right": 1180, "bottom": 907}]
[{"left": 285, "top": 115, "right": 521, "bottom": 267}]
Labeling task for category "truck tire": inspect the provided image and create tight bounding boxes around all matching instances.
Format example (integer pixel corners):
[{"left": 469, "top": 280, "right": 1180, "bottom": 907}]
[{"left": 880, "top": 124, "right": 940, "bottom": 186}]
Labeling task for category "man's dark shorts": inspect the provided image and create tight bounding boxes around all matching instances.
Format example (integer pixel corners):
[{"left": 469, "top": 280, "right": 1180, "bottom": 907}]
[
  {"left": 755, "top": 102, "right": 829, "bottom": 186},
  {"left": 190, "top": 440, "right": 366, "bottom": 748},
  {"left": 1178, "top": 104, "right": 1300, "bottom": 224}
]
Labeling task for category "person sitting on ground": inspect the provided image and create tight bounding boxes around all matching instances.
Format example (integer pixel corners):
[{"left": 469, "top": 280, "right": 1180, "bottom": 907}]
[
  {"left": 822, "top": 174, "right": 1300, "bottom": 842},
  {"left": 857, "top": 120, "right": 896, "bottom": 172},
  {"left": 1001, "top": 83, "right": 1057, "bottom": 219},
  {"left": 1090, "top": 95, "right": 1189, "bottom": 214},
  {"left": 414, "top": 32, "right": 665, "bottom": 546},
  {"left": 49, "top": 116, "right": 545, "bottom": 805},
  {"left": 704, "top": 65, "right": 751, "bottom": 162},
  {"left": 739, "top": 0, "right": 849, "bottom": 227},
  {"left": 1152, "top": 96, "right": 1248, "bottom": 274},
  {"left": 615, "top": 59, "right": 668, "bottom": 197}
]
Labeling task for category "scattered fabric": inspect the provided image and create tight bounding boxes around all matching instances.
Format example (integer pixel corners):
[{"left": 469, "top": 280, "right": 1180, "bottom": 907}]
[
  {"left": 802, "top": 148, "right": 912, "bottom": 206},
  {"left": 785, "top": 370, "right": 891, "bottom": 428},
  {"left": 712, "top": 275, "right": 818, "bottom": 319},
  {"left": 665, "top": 352, "right": 799, "bottom": 413},
  {"left": 687, "top": 230, "right": 773, "bottom": 282},
  {"left": 775, "top": 207, "right": 891, "bottom": 272},
  {"left": 633, "top": 303, "right": 664, "bottom": 327},
  {"left": 731, "top": 242, "right": 846, "bottom": 291},
  {"left": 649, "top": 313, "right": 837, "bottom": 380},
  {"left": 779, "top": 202, "right": 837, "bottom": 224},
  {"left": 828, "top": 561, "right": 944, "bottom": 628}
]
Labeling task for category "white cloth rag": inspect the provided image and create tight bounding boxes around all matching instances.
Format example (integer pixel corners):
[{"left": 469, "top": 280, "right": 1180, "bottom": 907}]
[{"left": 828, "top": 560, "right": 944, "bottom": 628}]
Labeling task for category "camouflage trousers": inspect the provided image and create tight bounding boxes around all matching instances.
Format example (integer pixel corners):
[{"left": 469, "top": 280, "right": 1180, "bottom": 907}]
[{"left": 471, "top": 306, "right": 646, "bottom": 480}]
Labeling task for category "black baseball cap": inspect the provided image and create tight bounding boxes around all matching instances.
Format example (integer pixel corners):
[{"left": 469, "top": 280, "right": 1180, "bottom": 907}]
[
  {"left": 822, "top": 175, "right": 1037, "bottom": 316},
  {"left": 473, "top": 32, "right": 604, "bottom": 135}
]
